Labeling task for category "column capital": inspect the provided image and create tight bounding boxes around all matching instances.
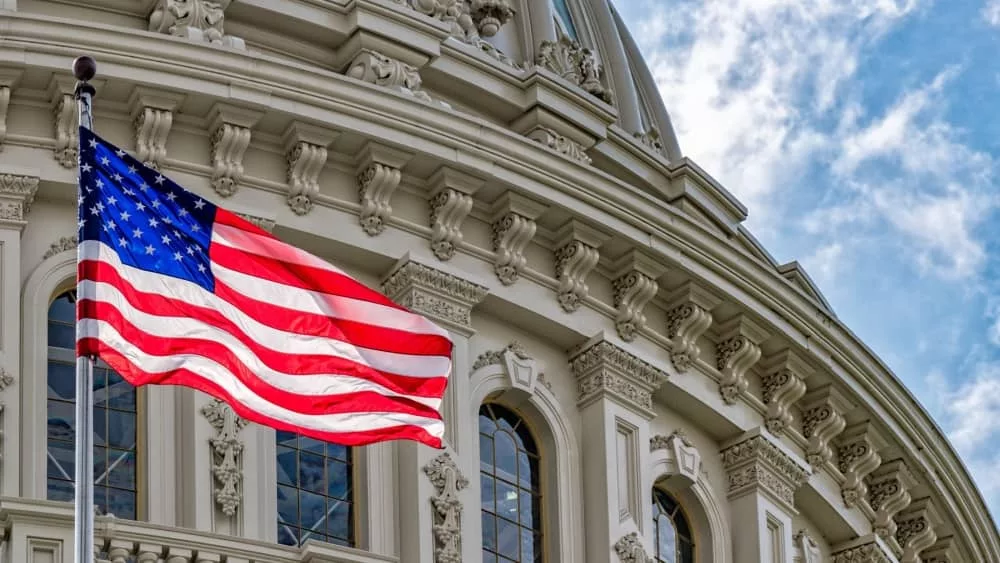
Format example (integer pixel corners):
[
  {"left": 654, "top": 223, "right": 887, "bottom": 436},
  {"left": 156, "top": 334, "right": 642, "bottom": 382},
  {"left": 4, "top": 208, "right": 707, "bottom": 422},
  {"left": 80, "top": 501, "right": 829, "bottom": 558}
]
[
  {"left": 720, "top": 428, "right": 810, "bottom": 513},
  {"left": 831, "top": 534, "right": 897, "bottom": 563},
  {"left": 569, "top": 332, "right": 668, "bottom": 418},
  {"left": 381, "top": 254, "right": 489, "bottom": 336},
  {"left": 0, "top": 173, "right": 39, "bottom": 229}
]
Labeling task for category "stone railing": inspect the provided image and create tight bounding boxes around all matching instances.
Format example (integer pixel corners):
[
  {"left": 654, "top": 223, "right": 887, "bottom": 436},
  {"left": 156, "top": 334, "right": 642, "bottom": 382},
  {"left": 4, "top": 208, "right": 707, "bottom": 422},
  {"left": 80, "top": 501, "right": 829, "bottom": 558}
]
[{"left": 0, "top": 498, "right": 395, "bottom": 563}]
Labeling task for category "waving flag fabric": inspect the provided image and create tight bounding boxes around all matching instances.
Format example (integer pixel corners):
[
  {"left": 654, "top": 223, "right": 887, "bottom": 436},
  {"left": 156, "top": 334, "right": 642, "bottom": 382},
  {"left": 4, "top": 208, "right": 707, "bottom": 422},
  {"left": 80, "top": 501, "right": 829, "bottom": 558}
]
[{"left": 75, "top": 127, "right": 452, "bottom": 448}]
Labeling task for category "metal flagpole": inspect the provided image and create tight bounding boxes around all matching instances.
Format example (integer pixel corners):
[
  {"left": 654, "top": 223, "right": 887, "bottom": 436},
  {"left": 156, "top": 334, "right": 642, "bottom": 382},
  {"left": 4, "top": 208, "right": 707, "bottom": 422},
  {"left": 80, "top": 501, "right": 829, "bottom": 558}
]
[{"left": 72, "top": 55, "right": 98, "bottom": 563}]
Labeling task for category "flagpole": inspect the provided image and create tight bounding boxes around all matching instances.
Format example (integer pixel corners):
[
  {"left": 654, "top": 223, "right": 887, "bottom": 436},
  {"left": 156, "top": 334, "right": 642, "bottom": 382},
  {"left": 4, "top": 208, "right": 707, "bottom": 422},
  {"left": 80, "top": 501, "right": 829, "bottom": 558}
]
[{"left": 72, "top": 54, "right": 97, "bottom": 563}]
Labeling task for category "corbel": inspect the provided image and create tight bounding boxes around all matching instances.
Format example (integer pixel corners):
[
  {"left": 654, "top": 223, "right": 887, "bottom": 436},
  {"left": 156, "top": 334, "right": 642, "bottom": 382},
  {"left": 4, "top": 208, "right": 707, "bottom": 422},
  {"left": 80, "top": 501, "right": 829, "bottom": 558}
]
[
  {"left": 552, "top": 219, "right": 608, "bottom": 312},
  {"left": 0, "top": 69, "right": 22, "bottom": 151},
  {"left": 868, "top": 459, "right": 917, "bottom": 550},
  {"left": 758, "top": 349, "right": 811, "bottom": 435},
  {"left": 206, "top": 103, "right": 263, "bottom": 198},
  {"left": 611, "top": 249, "right": 665, "bottom": 342},
  {"left": 800, "top": 384, "right": 851, "bottom": 468},
  {"left": 128, "top": 87, "right": 185, "bottom": 170},
  {"left": 921, "top": 537, "right": 959, "bottom": 563},
  {"left": 48, "top": 74, "right": 102, "bottom": 167},
  {"left": 894, "top": 498, "right": 941, "bottom": 563},
  {"left": 427, "top": 166, "right": 483, "bottom": 261},
  {"left": 836, "top": 421, "right": 887, "bottom": 510},
  {"left": 281, "top": 121, "right": 337, "bottom": 216},
  {"left": 714, "top": 314, "right": 769, "bottom": 404},
  {"left": 664, "top": 281, "right": 720, "bottom": 372},
  {"left": 355, "top": 142, "right": 412, "bottom": 236},
  {"left": 489, "top": 191, "right": 546, "bottom": 285}
]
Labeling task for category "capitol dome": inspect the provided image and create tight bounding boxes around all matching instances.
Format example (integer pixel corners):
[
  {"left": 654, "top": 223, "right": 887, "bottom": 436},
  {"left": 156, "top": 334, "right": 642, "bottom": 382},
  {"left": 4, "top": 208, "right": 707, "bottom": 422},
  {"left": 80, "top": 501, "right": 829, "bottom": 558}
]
[{"left": 0, "top": 0, "right": 996, "bottom": 562}]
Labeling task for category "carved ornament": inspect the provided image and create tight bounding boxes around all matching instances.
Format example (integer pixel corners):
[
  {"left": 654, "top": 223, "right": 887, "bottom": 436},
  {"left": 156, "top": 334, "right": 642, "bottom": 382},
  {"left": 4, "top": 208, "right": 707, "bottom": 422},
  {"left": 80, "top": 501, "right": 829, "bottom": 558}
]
[
  {"left": 472, "top": 341, "right": 529, "bottom": 371},
  {"left": 895, "top": 498, "right": 939, "bottom": 563},
  {"left": 553, "top": 220, "right": 607, "bottom": 312},
  {"left": 201, "top": 398, "right": 248, "bottom": 517},
  {"left": 759, "top": 350, "right": 811, "bottom": 435},
  {"left": 635, "top": 127, "right": 665, "bottom": 157},
  {"left": 720, "top": 431, "right": 810, "bottom": 512},
  {"left": 282, "top": 122, "right": 335, "bottom": 216},
  {"left": 129, "top": 89, "right": 183, "bottom": 171},
  {"left": 921, "top": 537, "right": 958, "bottom": 563},
  {"left": 207, "top": 105, "right": 261, "bottom": 198},
  {"left": 427, "top": 167, "right": 481, "bottom": 261},
  {"left": 53, "top": 92, "right": 78, "bottom": 168},
  {"left": 664, "top": 282, "right": 719, "bottom": 372},
  {"left": 43, "top": 235, "right": 79, "bottom": 259},
  {"left": 382, "top": 258, "right": 488, "bottom": 334},
  {"left": 794, "top": 530, "right": 822, "bottom": 563},
  {"left": 651, "top": 430, "right": 701, "bottom": 485},
  {"left": 356, "top": 143, "right": 411, "bottom": 236},
  {"left": 423, "top": 452, "right": 469, "bottom": 563},
  {"left": 149, "top": 0, "right": 245, "bottom": 48},
  {"left": 490, "top": 192, "right": 546, "bottom": 285},
  {"left": 836, "top": 422, "right": 884, "bottom": 509},
  {"left": 800, "top": 384, "right": 850, "bottom": 467},
  {"left": 868, "top": 460, "right": 916, "bottom": 550},
  {"left": 831, "top": 539, "right": 894, "bottom": 563},
  {"left": 613, "top": 531, "right": 654, "bottom": 563},
  {"left": 0, "top": 173, "right": 39, "bottom": 226},
  {"left": 569, "top": 335, "right": 668, "bottom": 417},
  {"left": 536, "top": 35, "right": 614, "bottom": 104},
  {"left": 0, "top": 86, "right": 9, "bottom": 151},
  {"left": 347, "top": 49, "right": 443, "bottom": 105},
  {"left": 393, "top": 0, "right": 519, "bottom": 68},
  {"left": 526, "top": 126, "right": 592, "bottom": 164},
  {"left": 714, "top": 315, "right": 768, "bottom": 404},
  {"left": 611, "top": 250, "right": 665, "bottom": 342}
]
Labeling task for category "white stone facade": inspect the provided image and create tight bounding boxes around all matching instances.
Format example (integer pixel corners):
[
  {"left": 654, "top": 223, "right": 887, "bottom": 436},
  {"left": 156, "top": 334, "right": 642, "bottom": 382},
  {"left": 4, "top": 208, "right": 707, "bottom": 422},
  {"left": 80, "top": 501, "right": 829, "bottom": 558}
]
[{"left": 0, "top": 1, "right": 996, "bottom": 562}]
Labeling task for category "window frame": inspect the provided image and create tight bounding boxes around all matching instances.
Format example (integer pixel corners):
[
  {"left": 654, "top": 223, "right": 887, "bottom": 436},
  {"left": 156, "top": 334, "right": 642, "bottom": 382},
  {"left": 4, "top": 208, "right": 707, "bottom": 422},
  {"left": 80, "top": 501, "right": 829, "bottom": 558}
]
[{"left": 652, "top": 487, "right": 696, "bottom": 563}]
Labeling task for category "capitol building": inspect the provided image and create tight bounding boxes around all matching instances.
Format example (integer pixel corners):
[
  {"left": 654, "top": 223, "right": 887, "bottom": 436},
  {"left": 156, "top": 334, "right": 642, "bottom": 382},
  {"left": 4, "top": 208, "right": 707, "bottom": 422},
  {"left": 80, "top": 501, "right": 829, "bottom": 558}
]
[{"left": 0, "top": 0, "right": 996, "bottom": 562}]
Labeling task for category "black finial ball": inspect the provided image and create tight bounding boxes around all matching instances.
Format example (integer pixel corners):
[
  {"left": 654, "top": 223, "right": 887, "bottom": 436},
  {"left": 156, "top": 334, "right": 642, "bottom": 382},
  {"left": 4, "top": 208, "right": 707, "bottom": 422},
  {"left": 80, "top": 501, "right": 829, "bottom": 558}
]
[{"left": 72, "top": 56, "right": 97, "bottom": 82}]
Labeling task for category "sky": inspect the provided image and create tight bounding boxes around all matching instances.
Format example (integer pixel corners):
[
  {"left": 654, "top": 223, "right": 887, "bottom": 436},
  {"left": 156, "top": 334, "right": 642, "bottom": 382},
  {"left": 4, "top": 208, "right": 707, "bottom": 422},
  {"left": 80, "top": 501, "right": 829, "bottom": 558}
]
[{"left": 612, "top": 0, "right": 1000, "bottom": 520}]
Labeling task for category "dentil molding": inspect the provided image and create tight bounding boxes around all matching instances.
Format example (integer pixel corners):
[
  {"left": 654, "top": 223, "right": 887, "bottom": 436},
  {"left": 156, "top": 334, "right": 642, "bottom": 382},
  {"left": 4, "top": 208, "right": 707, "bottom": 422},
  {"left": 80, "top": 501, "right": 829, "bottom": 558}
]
[
  {"left": 611, "top": 249, "right": 665, "bottom": 342},
  {"left": 355, "top": 142, "right": 411, "bottom": 236},
  {"left": 427, "top": 167, "right": 482, "bottom": 261},
  {"left": 720, "top": 429, "right": 810, "bottom": 513},
  {"left": 0, "top": 173, "right": 39, "bottom": 228},
  {"left": 149, "top": 0, "right": 245, "bottom": 49},
  {"left": 381, "top": 256, "right": 488, "bottom": 335},
  {"left": 569, "top": 333, "right": 668, "bottom": 418},
  {"left": 423, "top": 452, "right": 469, "bottom": 563},
  {"left": 552, "top": 220, "right": 607, "bottom": 313},
  {"left": 489, "top": 191, "right": 546, "bottom": 286},
  {"left": 759, "top": 350, "right": 811, "bottom": 436},
  {"left": 664, "top": 281, "right": 719, "bottom": 372},
  {"left": 201, "top": 398, "right": 248, "bottom": 517},
  {"left": 714, "top": 314, "right": 769, "bottom": 404}
]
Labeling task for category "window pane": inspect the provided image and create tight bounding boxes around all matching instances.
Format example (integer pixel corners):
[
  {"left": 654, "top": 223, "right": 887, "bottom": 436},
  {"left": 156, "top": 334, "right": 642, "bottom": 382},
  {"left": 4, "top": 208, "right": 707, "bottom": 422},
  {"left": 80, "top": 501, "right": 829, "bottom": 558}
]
[
  {"left": 276, "top": 433, "right": 353, "bottom": 548},
  {"left": 552, "top": 0, "right": 578, "bottom": 38},
  {"left": 653, "top": 489, "right": 693, "bottom": 563}
]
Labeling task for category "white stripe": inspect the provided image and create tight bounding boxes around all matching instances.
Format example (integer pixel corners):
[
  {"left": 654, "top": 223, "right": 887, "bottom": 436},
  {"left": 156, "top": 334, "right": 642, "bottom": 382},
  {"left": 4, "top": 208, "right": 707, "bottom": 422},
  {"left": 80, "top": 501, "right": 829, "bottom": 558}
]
[
  {"left": 79, "top": 241, "right": 450, "bottom": 379},
  {"left": 212, "top": 224, "right": 449, "bottom": 339},
  {"left": 80, "top": 279, "right": 442, "bottom": 411},
  {"left": 80, "top": 318, "right": 444, "bottom": 438}
]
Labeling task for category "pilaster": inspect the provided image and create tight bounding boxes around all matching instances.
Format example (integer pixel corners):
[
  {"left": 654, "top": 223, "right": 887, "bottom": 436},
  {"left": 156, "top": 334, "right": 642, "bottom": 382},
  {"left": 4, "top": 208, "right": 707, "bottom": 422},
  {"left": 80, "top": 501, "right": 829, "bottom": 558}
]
[
  {"left": 489, "top": 191, "right": 547, "bottom": 285},
  {"left": 206, "top": 103, "right": 263, "bottom": 198},
  {"left": 714, "top": 314, "right": 769, "bottom": 404},
  {"left": 552, "top": 219, "right": 609, "bottom": 312},
  {"left": 176, "top": 388, "right": 223, "bottom": 533},
  {"left": 868, "top": 460, "right": 917, "bottom": 553},
  {"left": 836, "top": 421, "right": 887, "bottom": 512},
  {"left": 355, "top": 142, "right": 412, "bottom": 236},
  {"left": 569, "top": 332, "right": 668, "bottom": 563},
  {"left": 664, "top": 281, "right": 719, "bottom": 372},
  {"left": 758, "top": 349, "right": 811, "bottom": 436},
  {"left": 800, "top": 384, "right": 851, "bottom": 468},
  {"left": 611, "top": 249, "right": 666, "bottom": 342},
  {"left": 720, "top": 428, "right": 811, "bottom": 563},
  {"left": 281, "top": 121, "right": 337, "bottom": 216},
  {"left": 427, "top": 166, "right": 483, "bottom": 261}
]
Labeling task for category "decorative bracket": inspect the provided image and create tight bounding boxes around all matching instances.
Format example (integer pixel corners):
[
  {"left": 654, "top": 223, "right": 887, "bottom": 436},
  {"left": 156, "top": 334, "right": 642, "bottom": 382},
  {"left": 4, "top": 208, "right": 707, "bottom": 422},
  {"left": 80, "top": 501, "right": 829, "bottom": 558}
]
[
  {"left": 836, "top": 421, "right": 886, "bottom": 510},
  {"left": 0, "top": 174, "right": 39, "bottom": 229},
  {"left": 552, "top": 220, "right": 608, "bottom": 312},
  {"left": 664, "top": 281, "right": 719, "bottom": 372},
  {"left": 129, "top": 88, "right": 184, "bottom": 170},
  {"left": 714, "top": 314, "right": 769, "bottom": 404},
  {"left": 282, "top": 121, "right": 336, "bottom": 216},
  {"left": 800, "top": 384, "right": 850, "bottom": 467},
  {"left": 868, "top": 459, "right": 916, "bottom": 551},
  {"left": 356, "top": 142, "right": 411, "bottom": 236},
  {"left": 527, "top": 126, "right": 592, "bottom": 164},
  {"left": 720, "top": 429, "right": 810, "bottom": 513},
  {"left": 895, "top": 498, "right": 940, "bottom": 563},
  {"left": 201, "top": 398, "right": 248, "bottom": 517},
  {"left": 423, "top": 452, "right": 469, "bottom": 563},
  {"left": 0, "top": 69, "right": 20, "bottom": 151},
  {"left": 650, "top": 429, "right": 701, "bottom": 487},
  {"left": 921, "top": 537, "right": 959, "bottom": 563},
  {"left": 382, "top": 256, "right": 488, "bottom": 336},
  {"left": 613, "top": 531, "right": 654, "bottom": 563},
  {"left": 758, "top": 349, "right": 811, "bottom": 435},
  {"left": 611, "top": 249, "right": 665, "bottom": 342},
  {"left": 490, "top": 191, "right": 546, "bottom": 285},
  {"left": 536, "top": 35, "right": 614, "bottom": 104},
  {"left": 207, "top": 103, "right": 262, "bottom": 198},
  {"left": 569, "top": 332, "right": 668, "bottom": 419},
  {"left": 346, "top": 49, "right": 444, "bottom": 106},
  {"left": 46, "top": 75, "right": 86, "bottom": 168},
  {"left": 427, "top": 167, "right": 482, "bottom": 261},
  {"left": 148, "top": 0, "right": 245, "bottom": 48}
]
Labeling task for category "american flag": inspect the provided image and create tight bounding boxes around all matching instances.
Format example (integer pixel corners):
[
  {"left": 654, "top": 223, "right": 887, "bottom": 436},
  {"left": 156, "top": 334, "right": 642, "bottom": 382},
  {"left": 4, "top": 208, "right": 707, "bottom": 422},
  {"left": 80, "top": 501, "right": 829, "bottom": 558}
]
[{"left": 75, "top": 127, "right": 452, "bottom": 448}]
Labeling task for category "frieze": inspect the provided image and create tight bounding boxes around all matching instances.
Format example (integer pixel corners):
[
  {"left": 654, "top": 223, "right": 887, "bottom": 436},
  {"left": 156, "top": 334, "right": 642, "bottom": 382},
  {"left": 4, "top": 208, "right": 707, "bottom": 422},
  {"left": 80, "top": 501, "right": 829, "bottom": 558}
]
[
  {"left": 423, "top": 452, "right": 469, "bottom": 563},
  {"left": 831, "top": 542, "right": 894, "bottom": 563}
]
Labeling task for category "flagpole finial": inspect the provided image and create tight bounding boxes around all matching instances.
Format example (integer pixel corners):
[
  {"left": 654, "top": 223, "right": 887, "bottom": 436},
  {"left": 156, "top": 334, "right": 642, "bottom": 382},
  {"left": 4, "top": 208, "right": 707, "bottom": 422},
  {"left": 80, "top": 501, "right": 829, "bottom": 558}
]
[{"left": 72, "top": 56, "right": 97, "bottom": 82}]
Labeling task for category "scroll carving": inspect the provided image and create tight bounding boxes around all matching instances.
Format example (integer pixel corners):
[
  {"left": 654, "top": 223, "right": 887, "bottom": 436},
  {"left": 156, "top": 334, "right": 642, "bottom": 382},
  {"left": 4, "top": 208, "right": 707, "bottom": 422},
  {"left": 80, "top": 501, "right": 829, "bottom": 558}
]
[
  {"left": 347, "top": 50, "right": 439, "bottom": 104},
  {"left": 133, "top": 106, "right": 172, "bottom": 170},
  {"left": 472, "top": 341, "right": 529, "bottom": 371},
  {"left": 429, "top": 188, "right": 473, "bottom": 260},
  {"left": 715, "top": 316, "right": 768, "bottom": 404},
  {"left": 895, "top": 499, "right": 939, "bottom": 563},
  {"left": 490, "top": 193, "right": 545, "bottom": 286},
  {"left": 53, "top": 93, "right": 78, "bottom": 167},
  {"left": 357, "top": 163, "right": 402, "bottom": 235},
  {"left": 0, "top": 85, "right": 9, "bottom": 150},
  {"left": 837, "top": 422, "right": 883, "bottom": 509},
  {"left": 393, "top": 0, "right": 519, "bottom": 68},
  {"left": 611, "top": 250, "right": 664, "bottom": 342},
  {"left": 552, "top": 220, "right": 607, "bottom": 313},
  {"left": 210, "top": 122, "right": 252, "bottom": 198},
  {"left": 868, "top": 461, "right": 915, "bottom": 548},
  {"left": 201, "top": 398, "right": 248, "bottom": 517},
  {"left": 793, "top": 530, "right": 822, "bottom": 563},
  {"left": 801, "top": 386, "right": 848, "bottom": 467},
  {"left": 831, "top": 541, "right": 893, "bottom": 563},
  {"left": 526, "top": 126, "right": 591, "bottom": 164},
  {"left": 536, "top": 35, "right": 614, "bottom": 104},
  {"left": 285, "top": 141, "right": 326, "bottom": 215},
  {"left": 423, "top": 452, "right": 469, "bottom": 563},
  {"left": 149, "top": 0, "right": 244, "bottom": 48},
  {"left": 664, "top": 282, "right": 719, "bottom": 372},
  {"left": 759, "top": 350, "right": 810, "bottom": 435}
]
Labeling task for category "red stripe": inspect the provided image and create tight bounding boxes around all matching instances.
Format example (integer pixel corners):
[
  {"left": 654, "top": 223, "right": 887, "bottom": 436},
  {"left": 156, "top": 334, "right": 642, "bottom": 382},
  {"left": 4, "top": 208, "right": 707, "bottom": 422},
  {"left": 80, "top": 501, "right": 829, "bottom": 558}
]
[
  {"left": 78, "top": 338, "right": 443, "bottom": 449},
  {"left": 79, "top": 299, "right": 442, "bottom": 418},
  {"left": 210, "top": 223, "right": 406, "bottom": 311},
  {"left": 213, "top": 208, "right": 276, "bottom": 239},
  {"left": 78, "top": 260, "right": 448, "bottom": 398}
]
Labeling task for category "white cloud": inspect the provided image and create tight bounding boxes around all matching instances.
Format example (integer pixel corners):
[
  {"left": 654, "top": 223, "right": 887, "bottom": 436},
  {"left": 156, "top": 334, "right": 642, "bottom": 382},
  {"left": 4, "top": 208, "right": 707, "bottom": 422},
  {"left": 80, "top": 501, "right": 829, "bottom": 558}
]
[
  {"left": 802, "top": 242, "right": 844, "bottom": 285},
  {"left": 984, "top": 0, "right": 1000, "bottom": 27}
]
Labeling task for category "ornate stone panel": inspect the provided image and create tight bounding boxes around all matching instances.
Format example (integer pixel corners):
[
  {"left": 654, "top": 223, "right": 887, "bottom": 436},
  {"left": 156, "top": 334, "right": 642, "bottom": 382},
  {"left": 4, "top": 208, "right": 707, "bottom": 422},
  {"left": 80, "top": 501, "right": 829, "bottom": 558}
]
[
  {"left": 423, "top": 452, "right": 469, "bottom": 563},
  {"left": 800, "top": 384, "right": 851, "bottom": 468},
  {"left": 720, "top": 430, "right": 810, "bottom": 513},
  {"left": 552, "top": 219, "right": 608, "bottom": 312},
  {"left": 129, "top": 89, "right": 183, "bottom": 170},
  {"left": 664, "top": 282, "right": 719, "bottom": 372},
  {"left": 0, "top": 173, "right": 39, "bottom": 228},
  {"left": 346, "top": 49, "right": 442, "bottom": 105},
  {"left": 758, "top": 350, "right": 811, "bottom": 435},
  {"left": 43, "top": 235, "right": 79, "bottom": 259},
  {"left": 868, "top": 460, "right": 916, "bottom": 551},
  {"left": 381, "top": 258, "right": 488, "bottom": 335},
  {"left": 536, "top": 34, "right": 614, "bottom": 104},
  {"left": 837, "top": 421, "right": 885, "bottom": 509},
  {"left": 895, "top": 498, "right": 940, "bottom": 563},
  {"left": 355, "top": 142, "right": 411, "bottom": 236},
  {"left": 613, "top": 531, "right": 654, "bottom": 563},
  {"left": 714, "top": 314, "right": 769, "bottom": 404},
  {"left": 201, "top": 398, "right": 248, "bottom": 517},
  {"left": 611, "top": 250, "right": 665, "bottom": 342},
  {"left": 427, "top": 167, "right": 482, "bottom": 261},
  {"left": 149, "top": 0, "right": 245, "bottom": 48},
  {"left": 489, "top": 191, "right": 546, "bottom": 285},
  {"left": 281, "top": 122, "right": 336, "bottom": 216},
  {"left": 569, "top": 334, "right": 668, "bottom": 417},
  {"left": 206, "top": 103, "right": 262, "bottom": 198}
]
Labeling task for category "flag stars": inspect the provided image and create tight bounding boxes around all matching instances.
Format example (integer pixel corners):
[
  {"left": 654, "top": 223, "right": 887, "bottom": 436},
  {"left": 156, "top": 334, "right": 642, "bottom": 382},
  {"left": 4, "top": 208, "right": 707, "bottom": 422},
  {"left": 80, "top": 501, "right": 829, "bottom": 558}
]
[
  {"left": 145, "top": 245, "right": 155, "bottom": 255},
  {"left": 166, "top": 192, "right": 177, "bottom": 202},
  {"left": 194, "top": 199, "right": 206, "bottom": 210},
  {"left": 107, "top": 196, "right": 117, "bottom": 205},
  {"left": 197, "top": 263, "right": 207, "bottom": 273},
  {"left": 173, "top": 251, "right": 183, "bottom": 261},
  {"left": 161, "top": 235, "right": 171, "bottom": 245},
  {"left": 132, "top": 227, "right": 143, "bottom": 239},
  {"left": 127, "top": 165, "right": 136, "bottom": 174},
  {"left": 149, "top": 218, "right": 159, "bottom": 228},
  {"left": 154, "top": 175, "right": 165, "bottom": 185},
  {"left": 118, "top": 237, "right": 128, "bottom": 247},
  {"left": 81, "top": 163, "right": 92, "bottom": 173},
  {"left": 100, "top": 156, "right": 110, "bottom": 166},
  {"left": 120, "top": 211, "right": 131, "bottom": 222},
  {"left": 178, "top": 208, "right": 189, "bottom": 218},
  {"left": 88, "top": 139, "right": 98, "bottom": 149}
]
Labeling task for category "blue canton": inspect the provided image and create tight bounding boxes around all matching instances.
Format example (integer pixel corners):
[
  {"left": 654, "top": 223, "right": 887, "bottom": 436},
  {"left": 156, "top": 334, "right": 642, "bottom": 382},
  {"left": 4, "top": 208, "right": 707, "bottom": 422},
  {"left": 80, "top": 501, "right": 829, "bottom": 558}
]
[{"left": 78, "top": 126, "right": 218, "bottom": 292}]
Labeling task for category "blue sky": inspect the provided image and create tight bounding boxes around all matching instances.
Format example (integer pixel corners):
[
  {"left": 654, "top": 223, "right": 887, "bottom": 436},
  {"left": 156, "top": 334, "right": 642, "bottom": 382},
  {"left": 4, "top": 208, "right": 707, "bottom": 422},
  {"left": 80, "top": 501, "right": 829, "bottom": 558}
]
[{"left": 613, "top": 0, "right": 1000, "bottom": 518}]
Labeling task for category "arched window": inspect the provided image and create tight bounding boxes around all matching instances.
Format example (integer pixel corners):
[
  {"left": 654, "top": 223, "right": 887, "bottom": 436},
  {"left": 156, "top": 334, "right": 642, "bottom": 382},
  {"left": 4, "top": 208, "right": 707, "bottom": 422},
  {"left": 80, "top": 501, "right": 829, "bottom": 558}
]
[
  {"left": 479, "top": 402, "right": 542, "bottom": 562},
  {"left": 275, "top": 431, "right": 354, "bottom": 547},
  {"left": 551, "top": 0, "right": 579, "bottom": 39},
  {"left": 46, "top": 290, "right": 140, "bottom": 519},
  {"left": 653, "top": 488, "right": 694, "bottom": 563}
]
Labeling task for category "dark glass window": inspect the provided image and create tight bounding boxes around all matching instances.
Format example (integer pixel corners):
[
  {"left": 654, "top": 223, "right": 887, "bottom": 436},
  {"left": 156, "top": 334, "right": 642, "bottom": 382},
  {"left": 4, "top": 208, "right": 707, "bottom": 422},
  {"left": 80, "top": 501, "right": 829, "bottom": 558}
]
[
  {"left": 552, "top": 0, "right": 579, "bottom": 38},
  {"left": 479, "top": 403, "right": 542, "bottom": 563},
  {"left": 653, "top": 488, "right": 694, "bottom": 563},
  {"left": 276, "top": 431, "right": 354, "bottom": 547},
  {"left": 46, "top": 291, "right": 139, "bottom": 519}
]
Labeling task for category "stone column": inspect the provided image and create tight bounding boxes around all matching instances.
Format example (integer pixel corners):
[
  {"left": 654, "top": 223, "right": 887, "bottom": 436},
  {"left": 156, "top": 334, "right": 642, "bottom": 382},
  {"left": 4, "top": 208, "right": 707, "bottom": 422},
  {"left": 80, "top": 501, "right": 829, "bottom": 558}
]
[
  {"left": 720, "top": 428, "right": 811, "bottom": 563},
  {"left": 381, "top": 254, "right": 488, "bottom": 563},
  {"left": 568, "top": 331, "right": 669, "bottom": 563},
  {"left": 0, "top": 173, "right": 37, "bottom": 496}
]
